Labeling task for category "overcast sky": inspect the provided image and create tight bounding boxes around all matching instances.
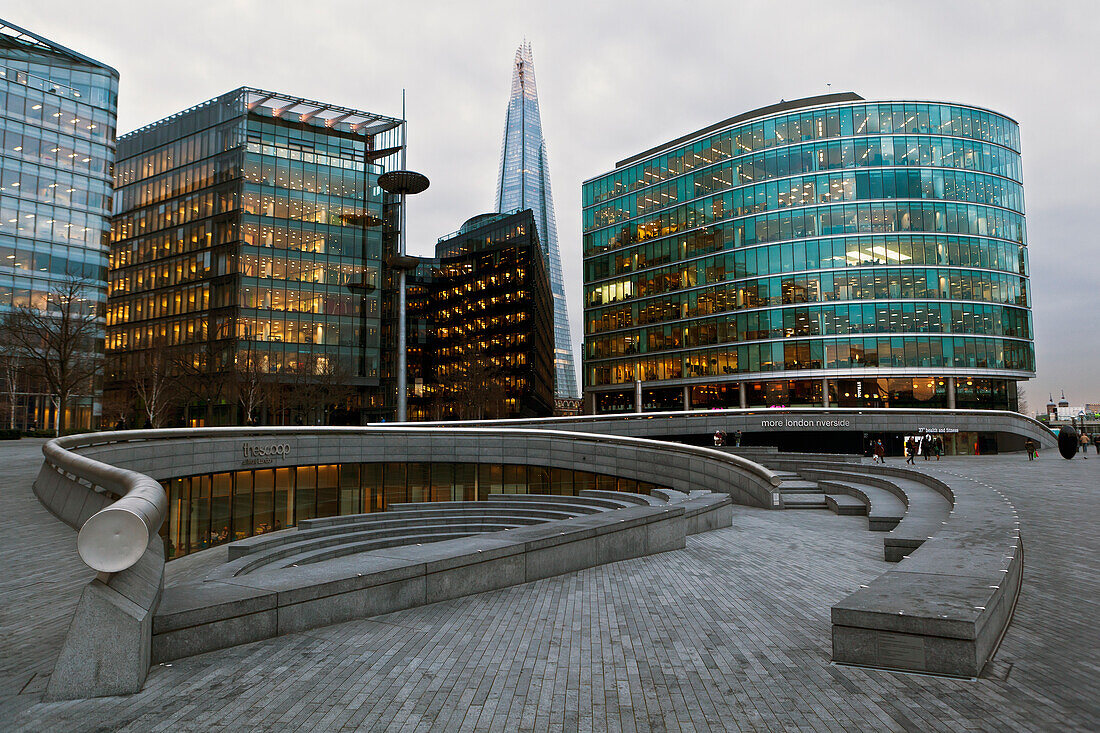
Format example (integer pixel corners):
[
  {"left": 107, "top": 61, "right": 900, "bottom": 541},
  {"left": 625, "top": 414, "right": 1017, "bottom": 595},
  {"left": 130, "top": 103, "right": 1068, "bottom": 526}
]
[{"left": 9, "top": 0, "right": 1097, "bottom": 410}]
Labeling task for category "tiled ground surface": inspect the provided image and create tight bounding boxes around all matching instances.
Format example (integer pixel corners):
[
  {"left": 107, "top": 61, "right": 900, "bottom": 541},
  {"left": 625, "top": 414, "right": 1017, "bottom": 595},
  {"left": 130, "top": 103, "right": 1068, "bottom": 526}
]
[{"left": 1, "top": 441, "right": 1097, "bottom": 731}]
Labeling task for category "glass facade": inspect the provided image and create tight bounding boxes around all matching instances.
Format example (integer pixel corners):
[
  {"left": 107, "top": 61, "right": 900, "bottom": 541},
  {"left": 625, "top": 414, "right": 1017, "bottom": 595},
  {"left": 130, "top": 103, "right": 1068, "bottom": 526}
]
[
  {"left": 582, "top": 95, "right": 1034, "bottom": 413},
  {"left": 495, "top": 41, "right": 579, "bottom": 400},
  {"left": 107, "top": 88, "right": 403, "bottom": 425},
  {"left": 0, "top": 21, "right": 117, "bottom": 430},
  {"left": 406, "top": 209, "right": 555, "bottom": 420},
  {"left": 160, "top": 460, "right": 668, "bottom": 558}
]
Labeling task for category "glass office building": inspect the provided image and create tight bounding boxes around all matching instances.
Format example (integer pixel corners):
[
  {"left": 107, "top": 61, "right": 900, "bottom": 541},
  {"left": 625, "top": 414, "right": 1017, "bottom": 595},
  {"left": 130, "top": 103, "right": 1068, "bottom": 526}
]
[
  {"left": 108, "top": 88, "right": 403, "bottom": 425},
  {"left": 495, "top": 41, "right": 578, "bottom": 400},
  {"left": 406, "top": 209, "right": 555, "bottom": 421},
  {"left": 0, "top": 20, "right": 117, "bottom": 430},
  {"left": 582, "top": 93, "right": 1034, "bottom": 414}
]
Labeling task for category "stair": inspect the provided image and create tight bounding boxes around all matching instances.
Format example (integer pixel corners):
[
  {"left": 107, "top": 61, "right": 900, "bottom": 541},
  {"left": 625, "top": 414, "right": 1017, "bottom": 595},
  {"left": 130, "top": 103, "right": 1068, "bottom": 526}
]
[
  {"left": 825, "top": 493, "right": 867, "bottom": 515},
  {"left": 780, "top": 493, "right": 828, "bottom": 509}
]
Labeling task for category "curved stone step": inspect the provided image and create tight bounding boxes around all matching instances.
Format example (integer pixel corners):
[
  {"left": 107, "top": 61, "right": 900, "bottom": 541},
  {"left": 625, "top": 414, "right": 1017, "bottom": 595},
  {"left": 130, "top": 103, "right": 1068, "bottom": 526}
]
[
  {"left": 235, "top": 509, "right": 576, "bottom": 560},
  {"left": 780, "top": 493, "right": 827, "bottom": 509},
  {"left": 825, "top": 493, "right": 867, "bottom": 515},
  {"left": 776, "top": 479, "right": 820, "bottom": 494},
  {"left": 579, "top": 489, "right": 660, "bottom": 506},
  {"left": 262, "top": 526, "right": 523, "bottom": 571},
  {"left": 651, "top": 488, "right": 690, "bottom": 503},
  {"left": 817, "top": 479, "right": 906, "bottom": 530}
]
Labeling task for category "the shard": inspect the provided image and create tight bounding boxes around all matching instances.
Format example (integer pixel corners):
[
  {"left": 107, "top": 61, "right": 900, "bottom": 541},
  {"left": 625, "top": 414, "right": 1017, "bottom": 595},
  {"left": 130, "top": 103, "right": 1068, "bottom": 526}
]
[{"left": 495, "top": 41, "right": 579, "bottom": 400}]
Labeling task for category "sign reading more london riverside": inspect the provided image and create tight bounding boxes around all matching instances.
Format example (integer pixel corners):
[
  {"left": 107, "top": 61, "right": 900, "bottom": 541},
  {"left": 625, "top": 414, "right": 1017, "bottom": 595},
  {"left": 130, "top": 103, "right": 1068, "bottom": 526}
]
[
  {"left": 241, "top": 441, "right": 292, "bottom": 466},
  {"left": 760, "top": 418, "right": 851, "bottom": 429}
]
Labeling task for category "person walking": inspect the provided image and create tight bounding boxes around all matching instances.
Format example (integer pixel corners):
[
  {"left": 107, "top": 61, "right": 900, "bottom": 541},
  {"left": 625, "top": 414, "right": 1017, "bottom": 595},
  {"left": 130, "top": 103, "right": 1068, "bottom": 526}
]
[
  {"left": 1024, "top": 439, "right": 1035, "bottom": 461},
  {"left": 1080, "top": 432, "right": 1090, "bottom": 458},
  {"left": 934, "top": 436, "right": 943, "bottom": 460},
  {"left": 874, "top": 440, "right": 886, "bottom": 463},
  {"left": 734, "top": 430, "right": 742, "bottom": 447},
  {"left": 905, "top": 437, "right": 916, "bottom": 464}
]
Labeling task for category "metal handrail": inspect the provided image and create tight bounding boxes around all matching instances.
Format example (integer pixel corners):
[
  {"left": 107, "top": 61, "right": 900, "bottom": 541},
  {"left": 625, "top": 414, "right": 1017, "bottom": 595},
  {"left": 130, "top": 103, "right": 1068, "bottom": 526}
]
[{"left": 43, "top": 425, "right": 782, "bottom": 573}]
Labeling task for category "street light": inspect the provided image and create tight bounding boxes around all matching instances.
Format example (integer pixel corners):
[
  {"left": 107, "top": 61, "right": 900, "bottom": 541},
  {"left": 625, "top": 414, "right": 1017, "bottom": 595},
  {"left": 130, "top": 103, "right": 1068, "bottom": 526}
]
[{"left": 378, "top": 168, "right": 429, "bottom": 423}]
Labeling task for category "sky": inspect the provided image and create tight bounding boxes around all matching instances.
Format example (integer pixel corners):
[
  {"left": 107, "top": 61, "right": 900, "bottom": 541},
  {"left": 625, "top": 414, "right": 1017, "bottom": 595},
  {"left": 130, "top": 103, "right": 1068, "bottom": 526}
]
[{"left": 8, "top": 0, "right": 1098, "bottom": 411}]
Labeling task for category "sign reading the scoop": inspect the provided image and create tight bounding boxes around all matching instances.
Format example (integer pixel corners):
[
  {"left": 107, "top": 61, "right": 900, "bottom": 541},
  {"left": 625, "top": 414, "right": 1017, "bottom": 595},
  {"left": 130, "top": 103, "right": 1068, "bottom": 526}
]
[{"left": 241, "top": 441, "right": 292, "bottom": 465}]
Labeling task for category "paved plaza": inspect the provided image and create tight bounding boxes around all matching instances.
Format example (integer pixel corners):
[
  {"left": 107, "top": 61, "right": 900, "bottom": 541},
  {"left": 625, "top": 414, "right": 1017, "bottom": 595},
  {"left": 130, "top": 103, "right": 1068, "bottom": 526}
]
[{"left": 1, "top": 439, "right": 1097, "bottom": 731}]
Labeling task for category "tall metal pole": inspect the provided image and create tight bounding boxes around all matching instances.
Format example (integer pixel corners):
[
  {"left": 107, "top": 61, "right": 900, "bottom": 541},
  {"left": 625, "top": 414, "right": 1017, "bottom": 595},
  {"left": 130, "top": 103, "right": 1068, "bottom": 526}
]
[
  {"left": 377, "top": 92, "right": 428, "bottom": 424},
  {"left": 397, "top": 192, "right": 408, "bottom": 422},
  {"left": 396, "top": 95, "right": 408, "bottom": 422}
]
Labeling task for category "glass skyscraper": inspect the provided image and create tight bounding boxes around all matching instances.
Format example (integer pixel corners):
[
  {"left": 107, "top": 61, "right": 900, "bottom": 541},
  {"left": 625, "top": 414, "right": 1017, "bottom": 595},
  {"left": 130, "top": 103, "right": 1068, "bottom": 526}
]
[
  {"left": 495, "top": 41, "right": 578, "bottom": 400},
  {"left": 583, "top": 93, "right": 1034, "bottom": 415},
  {"left": 108, "top": 88, "right": 403, "bottom": 426},
  {"left": 0, "top": 19, "right": 117, "bottom": 430}
]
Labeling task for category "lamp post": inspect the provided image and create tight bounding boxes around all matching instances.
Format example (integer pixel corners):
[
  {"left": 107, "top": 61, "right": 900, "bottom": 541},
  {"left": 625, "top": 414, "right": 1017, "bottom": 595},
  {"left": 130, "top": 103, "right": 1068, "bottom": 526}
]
[{"left": 378, "top": 169, "right": 429, "bottom": 422}]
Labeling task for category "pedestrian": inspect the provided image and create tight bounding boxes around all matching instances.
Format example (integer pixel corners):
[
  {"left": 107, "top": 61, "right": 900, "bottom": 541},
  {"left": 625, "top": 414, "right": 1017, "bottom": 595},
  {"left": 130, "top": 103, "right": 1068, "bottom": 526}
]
[
  {"left": 905, "top": 437, "right": 916, "bottom": 464},
  {"left": 934, "top": 436, "right": 943, "bottom": 460},
  {"left": 713, "top": 430, "right": 725, "bottom": 447},
  {"left": 734, "top": 430, "right": 742, "bottom": 447},
  {"left": 1080, "top": 432, "right": 1090, "bottom": 458},
  {"left": 922, "top": 434, "right": 932, "bottom": 460},
  {"left": 874, "top": 440, "right": 886, "bottom": 463},
  {"left": 1024, "top": 439, "right": 1035, "bottom": 461}
]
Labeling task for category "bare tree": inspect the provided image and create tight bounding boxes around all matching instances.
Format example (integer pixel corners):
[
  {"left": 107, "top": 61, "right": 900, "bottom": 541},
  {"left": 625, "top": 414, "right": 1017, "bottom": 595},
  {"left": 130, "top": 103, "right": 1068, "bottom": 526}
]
[
  {"left": 1016, "top": 386, "right": 1030, "bottom": 417},
  {"left": 171, "top": 342, "right": 229, "bottom": 426},
  {"left": 0, "top": 353, "right": 22, "bottom": 431},
  {"left": 261, "top": 354, "right": 354, "bottom": 425},
  {"left": 132, "top": 350, "right": 176, "bottom": 428},
  {"left": 234, "top": 349, "right": 267, "bottom": 426},
  {"left": 0, "top": 278, "right": 101, "bottom": 436},
  {"left": 435, "top": 351, "right": 508, "bottom": 420}
]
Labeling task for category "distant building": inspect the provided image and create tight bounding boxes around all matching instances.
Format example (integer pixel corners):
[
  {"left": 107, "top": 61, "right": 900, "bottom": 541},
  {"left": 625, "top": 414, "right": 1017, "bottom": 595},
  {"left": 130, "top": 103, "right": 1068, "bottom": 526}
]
[
  {"left": 406, "top": 209, "right": 554, "bottom": 420},
  {"left": 0, "top": 19, "right": 118, "bottom": 430},
  {"left": 582, "top": 94, "right": 1034, "bottom": 415},
  {"left": 107, "top": 88, "right": 404, "bottom": 426},
  {"left": 554, "top": 397, "right": 582, "bottom": 416},
  {"left": 1038, "top": 392, "right": 1099, "bottom": 435},
  {"left": 495, "top": 41, "right": 578, "bottom": 400}
]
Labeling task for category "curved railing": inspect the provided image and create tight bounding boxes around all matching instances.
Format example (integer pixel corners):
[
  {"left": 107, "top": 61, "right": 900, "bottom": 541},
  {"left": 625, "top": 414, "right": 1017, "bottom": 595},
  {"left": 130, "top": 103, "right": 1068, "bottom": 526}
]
[{"left": 41, "top": 436, "right": 168, "bottom": 573}]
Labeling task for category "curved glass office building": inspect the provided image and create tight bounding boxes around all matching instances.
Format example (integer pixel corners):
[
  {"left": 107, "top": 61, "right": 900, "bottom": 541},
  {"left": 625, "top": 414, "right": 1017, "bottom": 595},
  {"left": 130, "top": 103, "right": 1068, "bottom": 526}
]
[{"left": 582, "top": 93, "right": 1033, "bottom": 414}]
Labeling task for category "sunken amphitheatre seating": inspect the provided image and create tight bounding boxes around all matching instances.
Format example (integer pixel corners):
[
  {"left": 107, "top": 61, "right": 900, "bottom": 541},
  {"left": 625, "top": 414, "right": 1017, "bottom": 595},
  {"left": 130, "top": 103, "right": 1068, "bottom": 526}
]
[
  {"left": 730, "top": 449, "right": 1022, "bottom": 678},
  {"left": 30, "top": 426, "right": 748, "bottom": 698}
]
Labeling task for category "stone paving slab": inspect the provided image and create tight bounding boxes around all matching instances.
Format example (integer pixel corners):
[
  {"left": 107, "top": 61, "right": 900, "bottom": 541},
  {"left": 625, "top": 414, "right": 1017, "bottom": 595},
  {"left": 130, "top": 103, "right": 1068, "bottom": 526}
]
[{"left": 2, "top": 443, "right": 1098, "bottom": 731}]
